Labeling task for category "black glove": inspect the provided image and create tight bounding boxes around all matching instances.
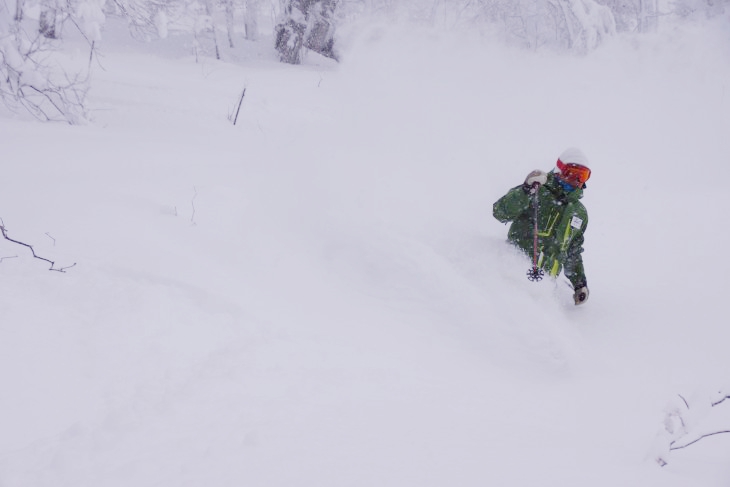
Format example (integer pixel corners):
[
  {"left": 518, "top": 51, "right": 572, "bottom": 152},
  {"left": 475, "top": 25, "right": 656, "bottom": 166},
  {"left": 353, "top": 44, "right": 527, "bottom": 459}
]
[{"left": 573, "top": 286, "right": 589, "bottom": 305}]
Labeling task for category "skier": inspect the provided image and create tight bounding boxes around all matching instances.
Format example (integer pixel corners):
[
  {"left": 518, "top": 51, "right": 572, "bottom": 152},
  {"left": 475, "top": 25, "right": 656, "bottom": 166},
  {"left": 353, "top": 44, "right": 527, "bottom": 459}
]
[{"left": 493, "top": 148, "right": 591, "bottom": 305}]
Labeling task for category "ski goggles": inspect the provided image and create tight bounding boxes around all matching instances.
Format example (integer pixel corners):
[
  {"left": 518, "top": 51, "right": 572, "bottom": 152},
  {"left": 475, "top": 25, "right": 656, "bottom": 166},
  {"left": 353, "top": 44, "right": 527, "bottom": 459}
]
[{"left": 556, "top": 159, "right": 591, "bottom": 188}]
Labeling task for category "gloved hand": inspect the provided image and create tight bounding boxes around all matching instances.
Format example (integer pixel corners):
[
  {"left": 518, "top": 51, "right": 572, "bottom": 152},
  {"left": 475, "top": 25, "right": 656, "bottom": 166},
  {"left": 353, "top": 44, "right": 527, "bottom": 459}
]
[
  {"left": 524, "top": 170, "right": 547, "bottom": 193},
  {"left": 573, "top": 286, "right": 589, "bottom": 305}
]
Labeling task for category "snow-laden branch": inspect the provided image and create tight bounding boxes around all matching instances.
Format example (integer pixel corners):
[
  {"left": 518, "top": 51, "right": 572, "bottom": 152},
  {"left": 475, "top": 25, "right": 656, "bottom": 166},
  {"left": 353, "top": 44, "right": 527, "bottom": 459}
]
[
  {"left": 1, "top": 1, "right": 96, "bottom": 123},
  {"left": 653, "top": 389, "right": 730, "bottom": 466}
]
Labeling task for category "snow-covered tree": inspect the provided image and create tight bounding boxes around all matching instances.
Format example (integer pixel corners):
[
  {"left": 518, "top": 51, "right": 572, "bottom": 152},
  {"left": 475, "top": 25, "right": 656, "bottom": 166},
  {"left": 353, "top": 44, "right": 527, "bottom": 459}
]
[
  {"left": 105, "top": 0, "right": 268, "bottom": 55},
  {"left": 595, "top": 0, "right": 640, "bottom": 32},
  {"left": 0, "top": 0, "right": 98, "bottom": 122},
  {"left": 105, "top": 0, "right": 182, "bottom": 40},
  {"left": 671, "top": 0, "right": 728, "bottom": 18},
  {"left": 39, "top": 0, "right": 63, "bottom": 38},
  {"left": 557, "top": 0, "right": 616, "bottom": 51},
  {"left": 242, "top": 0, "right": 265, "bottom": 40},
  {"left": 274, "top": 0, "right": 338, "bottom": 64},
  {"left": 435, "top": 0, "right": 616, "bottom": 52},
  {"left": 77, "top": 0, "right": 106, "bottom": 41},
  {"left": 335, "top": 0, "right": 617, "bottom": 52}
]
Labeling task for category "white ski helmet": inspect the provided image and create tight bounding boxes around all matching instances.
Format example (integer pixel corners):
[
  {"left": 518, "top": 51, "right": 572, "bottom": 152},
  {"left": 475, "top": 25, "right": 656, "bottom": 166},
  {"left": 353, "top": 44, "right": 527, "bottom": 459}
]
[
  {"left": 555, "top": 147, "right": 591, "bottom": 188},
  {"left": 556, "top": 147, "right": 589, "bottom": 169}
]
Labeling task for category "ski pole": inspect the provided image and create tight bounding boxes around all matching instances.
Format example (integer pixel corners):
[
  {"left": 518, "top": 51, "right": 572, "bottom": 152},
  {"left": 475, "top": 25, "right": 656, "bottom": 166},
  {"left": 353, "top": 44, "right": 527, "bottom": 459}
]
[{"left": 527, "top": 183, "right": 544, "bottom": 282}]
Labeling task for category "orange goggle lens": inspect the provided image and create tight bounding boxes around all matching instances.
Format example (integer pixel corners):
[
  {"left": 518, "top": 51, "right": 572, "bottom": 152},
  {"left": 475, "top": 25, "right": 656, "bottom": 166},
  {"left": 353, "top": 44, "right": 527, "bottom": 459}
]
[{"left": 556, "top": 159, "right": 591, "bottom": 186}]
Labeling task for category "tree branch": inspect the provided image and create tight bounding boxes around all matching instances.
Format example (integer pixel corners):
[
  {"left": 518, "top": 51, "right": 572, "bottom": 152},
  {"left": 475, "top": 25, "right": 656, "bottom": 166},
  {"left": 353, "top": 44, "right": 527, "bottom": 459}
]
[
  {"left": 712, "top": 395, "right": 730, "bottom": 407},
  {"left": 678, "top": 394, "right": 689, "bottom": 409},
  {"left": 670, "top": 431, "right": 730, "bottom": 451},
  {"left": 232, "top": 88, "right": 246, "bottom": 125},
  {"left": 0, "top": 220, "right": 76, "bottom": 272},
  {"left": 191, "top": 186, "right": 198, "bottom": 225}
]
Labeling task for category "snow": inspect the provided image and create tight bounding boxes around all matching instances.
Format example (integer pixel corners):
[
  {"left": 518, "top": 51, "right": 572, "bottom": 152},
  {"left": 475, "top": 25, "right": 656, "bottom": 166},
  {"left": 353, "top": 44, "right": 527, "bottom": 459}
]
[{"left": 2, "top": 14, "right": 730, "bottom": 486}]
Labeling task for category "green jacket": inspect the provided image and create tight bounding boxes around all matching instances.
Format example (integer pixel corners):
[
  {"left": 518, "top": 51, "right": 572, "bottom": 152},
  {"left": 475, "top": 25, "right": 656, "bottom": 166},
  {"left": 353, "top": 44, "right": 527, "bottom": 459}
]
[{"left": 493, "top": 172, "right": 588, "bottom": 288}]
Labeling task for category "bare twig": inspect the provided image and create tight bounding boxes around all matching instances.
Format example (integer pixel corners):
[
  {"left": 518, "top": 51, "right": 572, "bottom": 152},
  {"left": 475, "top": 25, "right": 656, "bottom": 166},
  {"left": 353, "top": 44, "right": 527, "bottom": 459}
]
[
  {"left": 678, "top": 394, "right": 689, "bottom": 409},
  {"left": 88, "top": 41, "right": 96, "bottom": 71},
  {"left": 0, "top": 255, "right": 18, "bottom": 263},
  {"left": 711, "top": 395, "right": 730, "bottom": 407},
  {"left": 0, "top": 219, "right": 75, "bottom": 272},
  {"left": 670, "top": 431, "right": 730, "bottom": 451},
  {"left": 45, "top": 232, "right": 56, "bottom": 246},
  {"left": 232, "top": 88, "right": 246, "bottom": 125},
  {"left": 191, "top": 187, "right": 198, "bottom": 225}
]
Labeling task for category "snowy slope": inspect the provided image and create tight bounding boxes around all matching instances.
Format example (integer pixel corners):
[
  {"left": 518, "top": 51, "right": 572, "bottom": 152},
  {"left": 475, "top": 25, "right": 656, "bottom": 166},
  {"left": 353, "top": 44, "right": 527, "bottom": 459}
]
[{"left": 1, "top": 17, "right": 730, "bottom": 486}]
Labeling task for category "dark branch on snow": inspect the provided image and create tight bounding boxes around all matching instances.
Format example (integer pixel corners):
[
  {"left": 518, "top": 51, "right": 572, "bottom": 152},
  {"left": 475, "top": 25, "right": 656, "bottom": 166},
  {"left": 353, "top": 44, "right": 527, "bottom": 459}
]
[
  {"left": 191, "top": 186, "right": 198, "bottom": 225},
  {"left": 0, "top": 220, "right": 76, "bottom": 272},
  {"left": 678, "top": 394, "right": 689, "bottom": 409},
  {"left": 231, "top": 88, "right": 245, "bottom": 125},
  {"left": 711, "top": 395, "right": 730, "bottom": 407},
  {"left": 670, "top": 430, "right": 730, "bottom": 451}
]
